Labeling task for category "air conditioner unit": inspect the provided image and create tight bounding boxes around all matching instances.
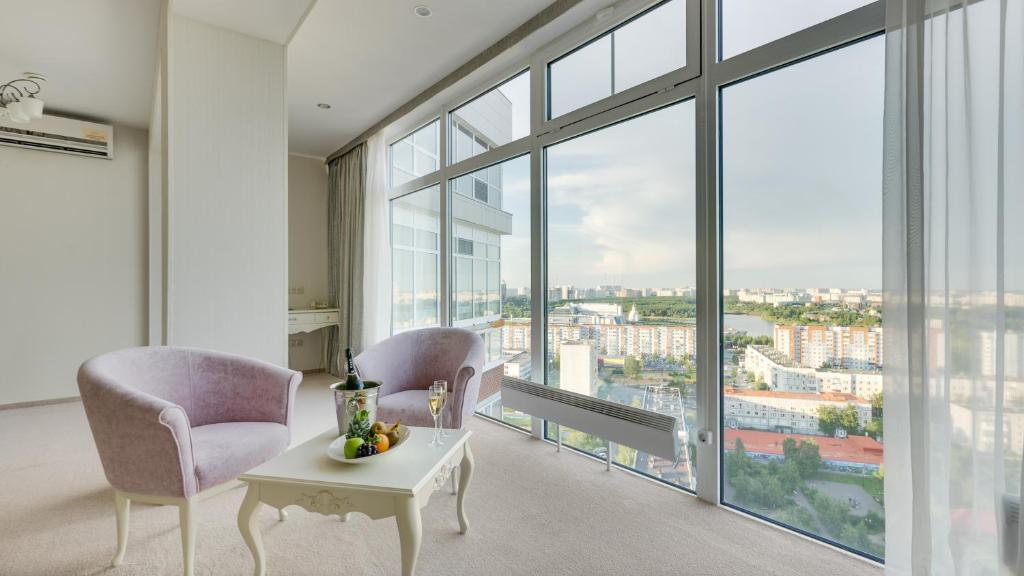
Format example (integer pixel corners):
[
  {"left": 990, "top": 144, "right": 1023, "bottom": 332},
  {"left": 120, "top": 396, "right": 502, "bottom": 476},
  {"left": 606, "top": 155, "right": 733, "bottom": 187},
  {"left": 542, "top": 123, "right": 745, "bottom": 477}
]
[{"left": 0, "top": 114, "right": 113, "bottom": 159}]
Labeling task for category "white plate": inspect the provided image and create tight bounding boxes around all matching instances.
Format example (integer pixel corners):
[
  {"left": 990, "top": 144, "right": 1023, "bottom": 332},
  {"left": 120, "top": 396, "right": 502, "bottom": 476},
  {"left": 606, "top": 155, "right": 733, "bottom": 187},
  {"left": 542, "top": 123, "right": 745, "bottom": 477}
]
[{"left": 327, "top": 426, "right": 411, "bottom": 465}]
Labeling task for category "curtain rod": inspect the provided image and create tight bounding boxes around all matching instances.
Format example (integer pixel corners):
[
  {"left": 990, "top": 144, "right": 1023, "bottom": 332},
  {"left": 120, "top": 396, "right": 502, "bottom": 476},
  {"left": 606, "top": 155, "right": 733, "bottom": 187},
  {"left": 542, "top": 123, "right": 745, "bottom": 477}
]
[{"left": 325, "top": 0, "right": 584, "bottom": 164}]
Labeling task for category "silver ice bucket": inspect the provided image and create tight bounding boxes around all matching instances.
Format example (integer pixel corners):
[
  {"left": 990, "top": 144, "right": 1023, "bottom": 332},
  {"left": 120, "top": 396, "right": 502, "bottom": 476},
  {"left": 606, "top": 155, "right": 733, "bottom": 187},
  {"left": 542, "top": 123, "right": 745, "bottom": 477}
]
[{"left": 330, "top": 381, "right": 381, "bottom": 436}]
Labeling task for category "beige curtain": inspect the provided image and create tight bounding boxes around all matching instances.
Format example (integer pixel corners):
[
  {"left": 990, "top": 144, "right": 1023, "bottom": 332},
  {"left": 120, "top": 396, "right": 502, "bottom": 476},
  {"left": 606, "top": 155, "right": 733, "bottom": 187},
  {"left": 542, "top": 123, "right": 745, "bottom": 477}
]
[{"left": 327, "top": 144, "right": 366, "bottom": 375}]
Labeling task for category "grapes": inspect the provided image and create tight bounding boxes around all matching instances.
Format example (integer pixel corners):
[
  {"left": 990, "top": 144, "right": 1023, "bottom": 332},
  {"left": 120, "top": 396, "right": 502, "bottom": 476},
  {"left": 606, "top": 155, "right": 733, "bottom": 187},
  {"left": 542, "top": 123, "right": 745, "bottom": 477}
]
[{"left": 355, "top": 443, "right": 380, "bottom": 458}]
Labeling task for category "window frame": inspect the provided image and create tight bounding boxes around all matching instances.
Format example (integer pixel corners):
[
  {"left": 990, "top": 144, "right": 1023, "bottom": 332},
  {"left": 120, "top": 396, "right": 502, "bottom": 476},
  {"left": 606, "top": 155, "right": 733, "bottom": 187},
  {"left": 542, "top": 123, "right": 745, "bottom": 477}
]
[
  {"left": 447, "top": 68, "right": 531, "bottom": 167},
  {"left": 538, "top": 0, "right": 702, "bottom": 133},
  {"left": 711, "top": 24, "right": 887, "bottom": 562},
  {"left": 388, "top": 118, "right": 441, "bottom": 190},
  {"left": 377, "top": 0, "right": 886, "bottom": 562}
]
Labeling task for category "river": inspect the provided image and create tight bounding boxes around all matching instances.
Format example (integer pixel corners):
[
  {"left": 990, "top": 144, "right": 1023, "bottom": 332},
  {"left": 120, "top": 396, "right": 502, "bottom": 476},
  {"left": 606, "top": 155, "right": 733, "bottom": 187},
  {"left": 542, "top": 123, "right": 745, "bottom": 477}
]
[{"left": 723, "top": 313, "right": 774, "bottom": 338}]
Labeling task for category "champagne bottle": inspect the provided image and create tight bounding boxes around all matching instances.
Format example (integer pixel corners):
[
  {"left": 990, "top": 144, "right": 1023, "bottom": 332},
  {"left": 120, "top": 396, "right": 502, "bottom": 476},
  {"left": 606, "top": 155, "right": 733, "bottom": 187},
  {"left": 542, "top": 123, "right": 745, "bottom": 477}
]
[{"left": 344, "top": 347, "right": 364, "bottom": 390}]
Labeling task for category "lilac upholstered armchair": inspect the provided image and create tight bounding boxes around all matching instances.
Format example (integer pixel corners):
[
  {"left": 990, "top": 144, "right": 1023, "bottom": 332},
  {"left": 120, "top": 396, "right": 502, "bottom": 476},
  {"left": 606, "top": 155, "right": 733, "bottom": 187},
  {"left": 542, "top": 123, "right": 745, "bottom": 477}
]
[
  {"left": 78, "top": 346, "right": 301, "bottom": 576},
  {"left": 354, "top": 327, "right": 486, "bottom": 429}
]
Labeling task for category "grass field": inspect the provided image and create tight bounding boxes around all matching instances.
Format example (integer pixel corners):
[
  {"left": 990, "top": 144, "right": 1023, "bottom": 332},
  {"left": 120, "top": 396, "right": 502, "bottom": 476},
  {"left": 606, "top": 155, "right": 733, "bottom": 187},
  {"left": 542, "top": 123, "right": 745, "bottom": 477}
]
[{"left": 813, "top": 471, "right": 884, "bottom": 502}]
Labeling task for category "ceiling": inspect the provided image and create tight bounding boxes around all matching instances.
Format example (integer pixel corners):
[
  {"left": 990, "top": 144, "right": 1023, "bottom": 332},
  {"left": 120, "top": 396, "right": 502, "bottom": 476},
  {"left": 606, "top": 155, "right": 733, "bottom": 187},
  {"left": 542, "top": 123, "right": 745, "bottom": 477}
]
[
  {"left": 287, "top": 0, "right": 566, "bottom": 158},
  {"left": 0, "top": 0, "right": 599, "bottom": 155},
  {"left": 0, "top": 0, "right": 162, "bottom": 129},
  {"left": 173, "top": 0, "right": 315, "bottom": 45}
]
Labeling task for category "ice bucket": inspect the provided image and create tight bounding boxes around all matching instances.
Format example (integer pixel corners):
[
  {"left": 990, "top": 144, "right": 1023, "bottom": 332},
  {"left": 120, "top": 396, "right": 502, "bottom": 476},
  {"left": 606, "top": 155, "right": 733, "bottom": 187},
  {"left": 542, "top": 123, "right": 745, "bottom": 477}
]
[{"left": 330, "top": 381, "right": 381, "bottom": 436}]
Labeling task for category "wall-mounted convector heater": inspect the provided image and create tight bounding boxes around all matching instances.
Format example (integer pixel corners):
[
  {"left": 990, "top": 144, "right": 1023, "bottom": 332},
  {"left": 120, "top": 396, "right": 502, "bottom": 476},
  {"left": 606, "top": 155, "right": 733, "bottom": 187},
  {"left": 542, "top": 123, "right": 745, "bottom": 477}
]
[
  {"left": 1003, "top": 493, "right": 1019, "bottom": 568},
  {"left": 501, "top": 376, "right": 679, "bottom": 461}
]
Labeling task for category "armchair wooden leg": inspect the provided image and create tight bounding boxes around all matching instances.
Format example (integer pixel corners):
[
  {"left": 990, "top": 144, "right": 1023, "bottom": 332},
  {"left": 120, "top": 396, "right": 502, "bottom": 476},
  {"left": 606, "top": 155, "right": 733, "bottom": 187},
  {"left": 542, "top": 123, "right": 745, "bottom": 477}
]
[
  {"left": 179, "top": 498, "right": 197, "bottom": 576},
  {"left": 111, "top": 491, "right": 130, "bottom": 566}
]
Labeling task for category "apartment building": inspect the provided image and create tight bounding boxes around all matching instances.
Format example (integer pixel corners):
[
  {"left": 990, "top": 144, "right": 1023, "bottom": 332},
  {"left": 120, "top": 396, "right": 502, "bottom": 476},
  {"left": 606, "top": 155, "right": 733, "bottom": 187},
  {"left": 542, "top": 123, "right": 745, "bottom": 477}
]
[
  {"left": 774, "top": 324, "right": 883, "bottom": 370},
  {"left": 723, "top": 387, "right": 872, "bottom": 436},
  {"left": 745, "top": 346, "right": 883, "bottom": 399}
]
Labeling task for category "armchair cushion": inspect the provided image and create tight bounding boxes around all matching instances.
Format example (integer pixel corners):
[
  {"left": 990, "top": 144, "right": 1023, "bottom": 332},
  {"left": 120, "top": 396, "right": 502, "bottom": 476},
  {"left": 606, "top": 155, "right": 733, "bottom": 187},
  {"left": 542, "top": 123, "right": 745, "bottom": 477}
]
[
  {"left": 377, "top": 390, "right": 433, "bottom": 428},
  {"left": 187, "top": 350, "right": 300, "bottom": 427},
  {"left": 190, "top": 422, "right": 289, "bottom": 492}
]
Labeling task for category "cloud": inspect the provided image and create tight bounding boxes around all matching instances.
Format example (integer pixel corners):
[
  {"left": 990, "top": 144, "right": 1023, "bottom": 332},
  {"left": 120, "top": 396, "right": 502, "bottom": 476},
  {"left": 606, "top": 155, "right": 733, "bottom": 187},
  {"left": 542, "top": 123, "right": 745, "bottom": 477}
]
[{"left": 545, "top": 108, "right": 699, "bottom": 287}]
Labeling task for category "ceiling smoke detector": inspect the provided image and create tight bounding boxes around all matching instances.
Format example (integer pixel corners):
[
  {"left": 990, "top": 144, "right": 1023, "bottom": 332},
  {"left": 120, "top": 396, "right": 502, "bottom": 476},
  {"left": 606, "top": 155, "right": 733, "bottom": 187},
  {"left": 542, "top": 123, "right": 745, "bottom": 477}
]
[{"left": 414, "top": 5, "right": 432, "bottom": 17}]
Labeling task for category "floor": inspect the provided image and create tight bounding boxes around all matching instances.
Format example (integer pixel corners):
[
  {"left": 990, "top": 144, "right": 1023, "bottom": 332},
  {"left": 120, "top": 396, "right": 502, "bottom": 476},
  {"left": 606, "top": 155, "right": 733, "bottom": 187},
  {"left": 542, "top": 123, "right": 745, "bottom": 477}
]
[{"left": 0, "top": 373, "right": 881, "bottom": 575}]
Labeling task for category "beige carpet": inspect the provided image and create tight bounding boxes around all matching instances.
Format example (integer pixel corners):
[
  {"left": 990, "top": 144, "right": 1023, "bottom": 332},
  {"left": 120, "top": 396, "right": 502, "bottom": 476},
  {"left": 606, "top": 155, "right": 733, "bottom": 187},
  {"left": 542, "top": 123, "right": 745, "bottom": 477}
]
[{"left": 0, "top": 374, "right": 880, "bottom": 575}]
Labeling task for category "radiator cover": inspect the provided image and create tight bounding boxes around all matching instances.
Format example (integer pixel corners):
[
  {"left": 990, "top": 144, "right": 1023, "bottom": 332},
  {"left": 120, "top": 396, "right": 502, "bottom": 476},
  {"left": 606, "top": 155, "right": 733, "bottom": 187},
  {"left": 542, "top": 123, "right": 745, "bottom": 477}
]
[{"left": 501, "top": 376, "right": 680, "bottom": 460}]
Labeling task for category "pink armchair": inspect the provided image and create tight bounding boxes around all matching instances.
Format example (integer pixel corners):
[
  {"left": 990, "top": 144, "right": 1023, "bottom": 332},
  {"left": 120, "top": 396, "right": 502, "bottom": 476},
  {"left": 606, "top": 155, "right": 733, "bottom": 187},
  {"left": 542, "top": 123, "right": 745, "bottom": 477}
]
[
  {"left": 78, "top": 346, "right": 301, "bottom": 576},
  {"left": 354, "top": 327, "right": 486, "bottom": 429}
]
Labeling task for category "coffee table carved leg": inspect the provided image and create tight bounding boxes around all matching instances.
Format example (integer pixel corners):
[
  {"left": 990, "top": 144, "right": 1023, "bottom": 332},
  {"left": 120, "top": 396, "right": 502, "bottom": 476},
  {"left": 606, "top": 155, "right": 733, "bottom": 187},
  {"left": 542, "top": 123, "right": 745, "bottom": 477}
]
[
  {"left": 457, "top": 442, "right": 474, "bottom": 534},
  {"left": 238, "top": 483, "right": 266, "bottom": 576},
  {"left": 395, "top": 496, "right": 422, "bottom": 576}
]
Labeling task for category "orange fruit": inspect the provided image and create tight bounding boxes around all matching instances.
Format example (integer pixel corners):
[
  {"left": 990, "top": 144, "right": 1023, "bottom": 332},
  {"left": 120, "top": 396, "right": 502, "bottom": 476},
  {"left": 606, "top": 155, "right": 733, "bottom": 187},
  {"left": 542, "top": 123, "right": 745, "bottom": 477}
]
[{"left": 374, "top": 433, "right": 389, "bottom": 453}]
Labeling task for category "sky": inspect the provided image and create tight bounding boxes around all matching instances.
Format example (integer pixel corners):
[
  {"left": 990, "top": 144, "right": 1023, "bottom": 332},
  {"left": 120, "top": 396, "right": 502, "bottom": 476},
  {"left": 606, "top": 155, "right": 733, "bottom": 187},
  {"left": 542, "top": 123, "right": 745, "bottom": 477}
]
[{"left": 464, "top": 0, "right": 890, "bottom": 291}]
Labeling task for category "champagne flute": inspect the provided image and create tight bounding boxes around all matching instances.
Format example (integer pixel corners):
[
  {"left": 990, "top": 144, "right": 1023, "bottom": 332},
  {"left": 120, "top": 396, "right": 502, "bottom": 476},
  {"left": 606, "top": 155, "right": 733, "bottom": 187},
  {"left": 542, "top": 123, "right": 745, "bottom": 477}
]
[
  {"left": 427, "top": 383, "right": 446, "bottom": 447},
  {"left": 434, "top": 380, "right": 450, "bottom": 439}
]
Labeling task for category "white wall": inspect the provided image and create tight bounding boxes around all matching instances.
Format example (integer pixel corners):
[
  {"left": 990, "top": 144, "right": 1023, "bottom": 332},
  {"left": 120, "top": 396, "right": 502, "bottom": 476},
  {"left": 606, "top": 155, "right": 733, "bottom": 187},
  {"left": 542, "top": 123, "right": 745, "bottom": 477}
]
[
  {"left": 287, "top": 154, "right": 328, "bottom": 370},
  {"left": 164, "top": 15, "right": 288, "bottom": 365},
  {"left": 0, "top": 129, "right": 149, "bottom": 405}
]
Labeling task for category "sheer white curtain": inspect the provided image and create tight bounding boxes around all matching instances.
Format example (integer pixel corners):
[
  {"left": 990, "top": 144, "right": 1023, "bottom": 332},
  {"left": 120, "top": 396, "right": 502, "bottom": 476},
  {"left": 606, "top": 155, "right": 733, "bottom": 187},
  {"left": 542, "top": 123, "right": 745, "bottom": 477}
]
[
  {"left": 362, "top": 132, "right": 391, "bottom": 348},
  {"left": 883, "top": 0, "right": 1023, "bottom": 573}
]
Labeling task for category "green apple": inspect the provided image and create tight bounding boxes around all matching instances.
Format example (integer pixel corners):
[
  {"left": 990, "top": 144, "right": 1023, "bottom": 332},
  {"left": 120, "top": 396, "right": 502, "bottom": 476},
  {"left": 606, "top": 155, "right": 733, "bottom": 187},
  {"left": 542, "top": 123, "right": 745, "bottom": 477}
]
[{"left": 343, "top": 437, "right": 364, "bottom": 459}]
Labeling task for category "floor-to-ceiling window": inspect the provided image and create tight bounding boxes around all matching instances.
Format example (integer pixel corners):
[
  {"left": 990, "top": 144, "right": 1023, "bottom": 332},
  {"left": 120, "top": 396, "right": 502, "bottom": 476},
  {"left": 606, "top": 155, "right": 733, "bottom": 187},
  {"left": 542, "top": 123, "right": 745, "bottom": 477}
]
[
  {"left": 382, "top": 0, "right": 886, "bottom": 561},
  {"left": 717, "top": 17, "right": 885, "bottom": 564},
  {"left": 543, "top": 100, "right": 698, "bottom": 491},
  {"left": 450, "top": 155, "right": 533, "bottom": 430},
  {"left": 719, "top": 36, "right": 885, "bottom": 558}
]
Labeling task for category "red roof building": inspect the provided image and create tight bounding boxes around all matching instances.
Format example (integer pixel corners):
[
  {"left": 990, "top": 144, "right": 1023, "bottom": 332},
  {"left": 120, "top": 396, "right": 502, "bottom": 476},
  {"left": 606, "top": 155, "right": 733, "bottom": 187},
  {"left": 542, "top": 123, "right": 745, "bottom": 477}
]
[{"left": 724, "top": 428, "right": 883, "bottom": 467}]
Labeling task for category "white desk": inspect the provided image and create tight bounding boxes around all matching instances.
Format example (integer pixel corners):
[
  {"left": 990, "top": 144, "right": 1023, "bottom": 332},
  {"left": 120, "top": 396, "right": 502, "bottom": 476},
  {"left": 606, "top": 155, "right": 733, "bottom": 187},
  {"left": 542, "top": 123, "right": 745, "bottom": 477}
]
[
  {"left": 288, "top": 309, "right": 339, "bottom": 371},
  {"left": 287, "top": 308, "right": 339, "bottom": 335}
]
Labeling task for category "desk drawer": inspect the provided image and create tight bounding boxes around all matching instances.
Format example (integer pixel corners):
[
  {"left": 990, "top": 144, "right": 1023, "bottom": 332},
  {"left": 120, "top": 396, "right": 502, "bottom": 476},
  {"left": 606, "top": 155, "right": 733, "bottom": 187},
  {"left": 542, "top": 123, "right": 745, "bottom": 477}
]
[
  {"left": 288, "top": 312, "right": 316, "bottom": 324},
  {"left": 315, "top": 312, "right": 339, "bottom": 324}
]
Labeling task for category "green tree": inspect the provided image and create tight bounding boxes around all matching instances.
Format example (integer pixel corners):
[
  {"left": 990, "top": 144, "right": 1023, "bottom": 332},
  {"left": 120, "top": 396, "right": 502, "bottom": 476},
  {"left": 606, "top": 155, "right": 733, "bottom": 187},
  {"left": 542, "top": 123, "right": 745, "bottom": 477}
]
[
  {"left": 870, "top": 392, "right": 883, "bottom": 414},
  {"left": 727, "top": 438, "right": 749, "bottom": 480},
  {"left": 866, "top": 393, "right": 884, "bottom": 439},
  {"left": 783, "top": 438, "right": 822, "bottom": 478},
  {"left": 817, "top": 406, "right": 840, "bottom": 436},
  {"left": 562, "top": 429, "right": 603, "bottom": 453},
  {"left": 836, "top": 404, "right": 863, "bottom": 434},
  {"left": 778, "top": 461, "right": 802, "bottom": 493},
  {"left": 623, "top": 356, "right": 643, "bottom": 379},
  {"left": 817, "top": 404, "right": 864, "bottom": 436},
  {"left": 866, "top": 417, "right": 883, "bottom": 439}
]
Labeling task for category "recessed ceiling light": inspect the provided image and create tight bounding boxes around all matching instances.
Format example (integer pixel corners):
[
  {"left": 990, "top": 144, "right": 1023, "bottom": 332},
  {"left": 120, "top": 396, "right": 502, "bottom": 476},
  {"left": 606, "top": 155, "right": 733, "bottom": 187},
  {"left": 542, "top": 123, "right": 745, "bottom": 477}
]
[
  {"left": 317, "top": 103, "right": 331, "bottom": 109},
  {"left": 414, "top": 5, "right": 432, "bottom": 17}
]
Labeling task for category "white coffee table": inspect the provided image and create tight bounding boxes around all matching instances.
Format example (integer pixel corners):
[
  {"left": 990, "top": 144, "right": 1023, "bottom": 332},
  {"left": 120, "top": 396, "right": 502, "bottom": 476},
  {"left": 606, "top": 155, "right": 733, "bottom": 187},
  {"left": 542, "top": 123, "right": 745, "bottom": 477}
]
[{"left": 237, "top": 426, "right": 473, "bottom": 576}]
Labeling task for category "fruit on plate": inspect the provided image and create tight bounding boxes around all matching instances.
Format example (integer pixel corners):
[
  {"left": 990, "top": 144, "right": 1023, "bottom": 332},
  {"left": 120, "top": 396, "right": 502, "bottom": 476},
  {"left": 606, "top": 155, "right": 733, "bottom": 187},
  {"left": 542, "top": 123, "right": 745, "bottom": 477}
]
[
  {"left": 370, "top": 421, "right": 387, "bottom": 435},
  {"left": 345, "top": 409, "right": 380, "bottom": 458},
  {"left": 373, "top": 432, "right": 389, "bottom": 453},
  {"left": 385, "top": 421, "right": 402, "bottom": 447},
  {"left": 343, "top": 437, "right": 364, "bottom": 459}
]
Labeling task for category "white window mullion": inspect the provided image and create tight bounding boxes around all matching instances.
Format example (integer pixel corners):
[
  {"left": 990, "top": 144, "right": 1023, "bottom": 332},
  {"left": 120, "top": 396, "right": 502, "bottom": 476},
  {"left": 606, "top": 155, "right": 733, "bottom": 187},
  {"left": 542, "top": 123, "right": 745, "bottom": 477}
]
[
  {"left": 694, "top": 0, "right": 719, "bottom": 506},
  {"left": 438, "top": 105, "right": 451, "bottom": 328},
  {"left": 529, "top": 58, "right": 546, "bottom": 439}
]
